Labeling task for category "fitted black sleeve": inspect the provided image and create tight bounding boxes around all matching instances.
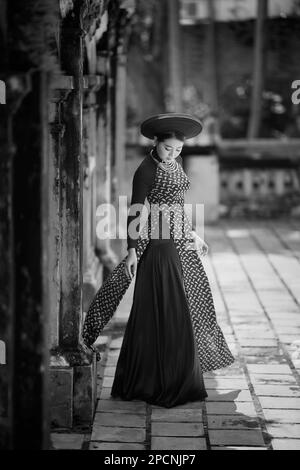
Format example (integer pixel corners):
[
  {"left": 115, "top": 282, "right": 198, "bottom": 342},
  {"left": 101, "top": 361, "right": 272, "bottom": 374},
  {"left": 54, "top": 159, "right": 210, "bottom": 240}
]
[{"left": 127, "top": 156, "right": 157, "bottom": 250}]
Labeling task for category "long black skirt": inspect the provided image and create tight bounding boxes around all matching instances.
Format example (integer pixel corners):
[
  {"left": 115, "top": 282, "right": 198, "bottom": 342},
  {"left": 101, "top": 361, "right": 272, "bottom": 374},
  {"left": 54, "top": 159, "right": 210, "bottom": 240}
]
[{"left": 111, "top": 238, "right": 208, "bottom": 408}]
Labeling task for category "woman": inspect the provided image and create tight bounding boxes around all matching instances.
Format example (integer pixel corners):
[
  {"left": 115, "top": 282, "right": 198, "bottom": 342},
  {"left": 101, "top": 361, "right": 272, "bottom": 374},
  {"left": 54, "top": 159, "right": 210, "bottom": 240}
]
[{"left": 82, "top": 113, "right": 235, "bottom": 408}]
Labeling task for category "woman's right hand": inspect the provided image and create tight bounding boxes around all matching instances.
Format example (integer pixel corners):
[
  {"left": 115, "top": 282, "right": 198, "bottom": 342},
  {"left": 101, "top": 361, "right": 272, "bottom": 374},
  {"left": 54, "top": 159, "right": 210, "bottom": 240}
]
[{"left": 125, "top": 248, "right": 137, "bottom": 280}]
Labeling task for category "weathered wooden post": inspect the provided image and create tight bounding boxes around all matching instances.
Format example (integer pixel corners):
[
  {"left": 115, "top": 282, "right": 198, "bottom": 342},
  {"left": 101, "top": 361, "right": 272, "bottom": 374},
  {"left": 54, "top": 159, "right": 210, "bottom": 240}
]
[
  {"left": 166, "top": 0, "right": 183, "bottom": 112},
  {"left": 247, "top": 0, "right": 268, "bottom": 138}
]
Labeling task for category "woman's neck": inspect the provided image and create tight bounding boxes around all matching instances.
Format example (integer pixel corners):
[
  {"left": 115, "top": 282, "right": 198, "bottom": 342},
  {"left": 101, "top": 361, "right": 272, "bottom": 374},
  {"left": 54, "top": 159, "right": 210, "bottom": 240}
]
[{"left": 151, "top": 146, "right": 163, "bottom": 162}]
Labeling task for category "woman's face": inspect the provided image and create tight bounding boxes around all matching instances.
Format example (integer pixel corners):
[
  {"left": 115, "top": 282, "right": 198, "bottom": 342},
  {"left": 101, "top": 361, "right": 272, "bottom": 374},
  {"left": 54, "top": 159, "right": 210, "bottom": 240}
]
[{"left": 155, "top": 137, "right": 184, "bottom": 161}]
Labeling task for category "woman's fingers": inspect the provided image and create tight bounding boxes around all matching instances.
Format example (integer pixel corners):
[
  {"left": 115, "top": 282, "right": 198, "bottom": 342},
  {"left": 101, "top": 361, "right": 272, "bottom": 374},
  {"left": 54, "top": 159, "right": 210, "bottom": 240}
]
[
  {"left": 125, "top": 261, "right": 132, "bottom": 279},
  {"left": 125, "top": 260, "right": 137, "bottom": 279},
  {"left": 195, "top": 239, "right": 202, "bottom": 252},
  {"left": 195, "top": 240, "right": 209, "bottom": 256},
  {"left": 131, "top": 260, "right": 137, "bottom": 277},
  {"left": 131, "top": 263, "right": 136, "bottom": 277},
  {"left": 202, "top": 243, "right": 209, "bottom": 256}
]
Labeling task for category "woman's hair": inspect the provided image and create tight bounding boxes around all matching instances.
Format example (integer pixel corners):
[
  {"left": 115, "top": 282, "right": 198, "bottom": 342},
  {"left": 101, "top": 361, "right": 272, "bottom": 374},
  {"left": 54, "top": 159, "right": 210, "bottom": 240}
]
[{"left": 155, "top": 130, "right": 186, "bottom": 143}]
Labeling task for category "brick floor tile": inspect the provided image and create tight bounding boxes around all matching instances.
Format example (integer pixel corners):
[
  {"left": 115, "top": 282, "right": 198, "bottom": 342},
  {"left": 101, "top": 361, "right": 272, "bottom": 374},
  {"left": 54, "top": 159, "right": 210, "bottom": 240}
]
[
  {"left": 97, "top": 399, "right": 146, "bottom": 414},
  {"left": 254, "top": 385, "right": 300, "bottom": 397},
  {"left": 266, "top": 423, "right": 300, "bottom": 439},
  {"left": 204, "top": 379, "right": 249, "bottom": 390},
  {"left": 238, "top": 340, "right": 278, "bottom": 347},
  {"left": 206, "top": 402, "right": 257, "bottom": 417},
  {"left": 107, "top": 350, "right": 120, "bottom": 357},
  {"left": 110, "top": 337, "right": 123, "bottom": 349},
  {"left": 235, "top": 331, "right": 275, "bottom": 339},
  {"left": 106, "top": 356, "right": 118, "bottom": 366},
  {"left": 91, "top": 424, "right": 145, "bottom": 442},
  {"left": 51, "top": 433, "right": 85, "bottom": 450},
  {"left": 278, "top": 335, "right": 300, "bottom": 344},
  {"left": 271, "top": 439, "right": 300, "bottom": 450},
  {"left": 206, "top": 390, "right": 252, "bottom": 402},
  {"left": 240, "top": 347, "right": 281, "bottom": 356},
  {"left": 247, "top": 364, "right": 291, "bottom": 374},
  {"left": 250, "top": 374, "right": 297, "bottom": 385},
  {"left": 102, "top": 376, "right": 114, "bottom": 387},
  {"left": 151, "top": 408, "right": 203, "bottom": 422},
  {"left": 100, "top": 387, "right": 113, "bottom": 399},
  {"left": 94, "top": 335, "right": 110, "bottom": 348},
  {"left": 234, "top": 323, "right": 269, "bottom": 331},
  {"left": 264, "top": 409, "right": 300, "bottom": 423},
  {"left": 204, "top": 374, "right": 246, "bottom": 379},
  {"left": 104, "top": 366, "right": 116, "bottom": 377},
  {"left": 152, "top": 401, "right": 205, "bottom": 411},
  {"left": 90, "top": 442, "right": 145, "bottom": 450},
  {"left": 151, "top": 422, "right": 204, "bottom": 437},
  {"left": 151, "top": 437, "right": 207, "bottom": 450},
  {"left": 211, "top": 446, "right": 266, "bottom": 450},
  {"left": 259, "top": 397, "right": 300, "bottom": 409},
  {"left": 208, "top": 429, "right": 265, "bottom": 446},
  {"left": 207, "top": 415, "right": 260, "bottom": 429},
  {"left": 275, "top": 327, "right": 300, "bottom": 334},
  {"left": 94, "top": 412, "right": 146, "bottom": 428}
]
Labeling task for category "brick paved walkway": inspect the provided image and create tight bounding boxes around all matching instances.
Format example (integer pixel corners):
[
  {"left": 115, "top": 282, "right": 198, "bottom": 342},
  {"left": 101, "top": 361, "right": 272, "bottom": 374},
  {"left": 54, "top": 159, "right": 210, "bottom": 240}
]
[{"left": 51, "top": 220, "right": 300, "bottom": 450}]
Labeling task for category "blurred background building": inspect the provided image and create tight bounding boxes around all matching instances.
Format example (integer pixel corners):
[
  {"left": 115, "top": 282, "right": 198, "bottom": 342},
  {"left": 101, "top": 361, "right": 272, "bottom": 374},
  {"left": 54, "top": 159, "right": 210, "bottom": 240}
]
[
  {"left": 125, "top": 0, "right": 300, "bottom": 225},
  {"left": 1, "top": 0, "right": 300, "bottom": 449}
]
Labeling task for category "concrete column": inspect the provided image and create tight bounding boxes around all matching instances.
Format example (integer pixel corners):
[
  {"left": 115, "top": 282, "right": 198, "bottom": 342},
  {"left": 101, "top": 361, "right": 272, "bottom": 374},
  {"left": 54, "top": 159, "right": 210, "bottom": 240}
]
[
  {"left": 184, "top": 153, "right": 220, "bottom": 234},
  {"left": 166, "top": 0, "right": 182, "bottom": 112}
]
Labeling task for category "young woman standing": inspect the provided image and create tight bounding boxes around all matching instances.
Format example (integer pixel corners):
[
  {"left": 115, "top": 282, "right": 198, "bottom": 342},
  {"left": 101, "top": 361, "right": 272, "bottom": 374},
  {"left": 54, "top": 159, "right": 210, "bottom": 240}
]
[{"left": 82, "top": 113, "right": 235, "bottom": 408}]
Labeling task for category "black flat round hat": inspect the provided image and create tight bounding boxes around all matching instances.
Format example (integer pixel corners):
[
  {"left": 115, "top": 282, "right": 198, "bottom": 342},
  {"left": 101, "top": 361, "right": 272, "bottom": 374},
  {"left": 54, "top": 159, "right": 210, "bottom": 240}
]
[{"left": 140, "top": 113, "right": 203, "bottom": 140}]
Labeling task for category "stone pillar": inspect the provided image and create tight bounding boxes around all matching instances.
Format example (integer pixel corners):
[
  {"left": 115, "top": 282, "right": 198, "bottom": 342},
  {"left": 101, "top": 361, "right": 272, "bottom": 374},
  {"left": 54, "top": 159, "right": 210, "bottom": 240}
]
[
  {"left": 48, "top": 75, "right": 74, "bottom": 351},
  {"left": 0, "top": 71, "right": 51, "bottom": 449},
  {"left": 49, "top": 3, "right": 97, "bottom": 429},
  {"left": 113, "top": 11, "right": 130, "bottom": 259},
  {"left": 95, "top": 40, "right": 120, "bottom": 277},
  {"left": 99, "top": 14, "right": 120, "bottom": 278},
  {"left": 48, "top": 75, "right": 74, "bottom": 428},
  {"left": 82, "top": 74, "right": 105, "bottom": 313},
  {"left": 0, "top": 77, "right": 17, "bottom": 450}
]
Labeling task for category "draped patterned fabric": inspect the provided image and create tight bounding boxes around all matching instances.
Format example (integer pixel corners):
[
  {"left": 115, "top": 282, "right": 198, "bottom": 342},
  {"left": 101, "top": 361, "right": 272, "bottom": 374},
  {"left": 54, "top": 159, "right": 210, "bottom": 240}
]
[{"left": 82, "top": 159, "right": 235, "bottom": 372}]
